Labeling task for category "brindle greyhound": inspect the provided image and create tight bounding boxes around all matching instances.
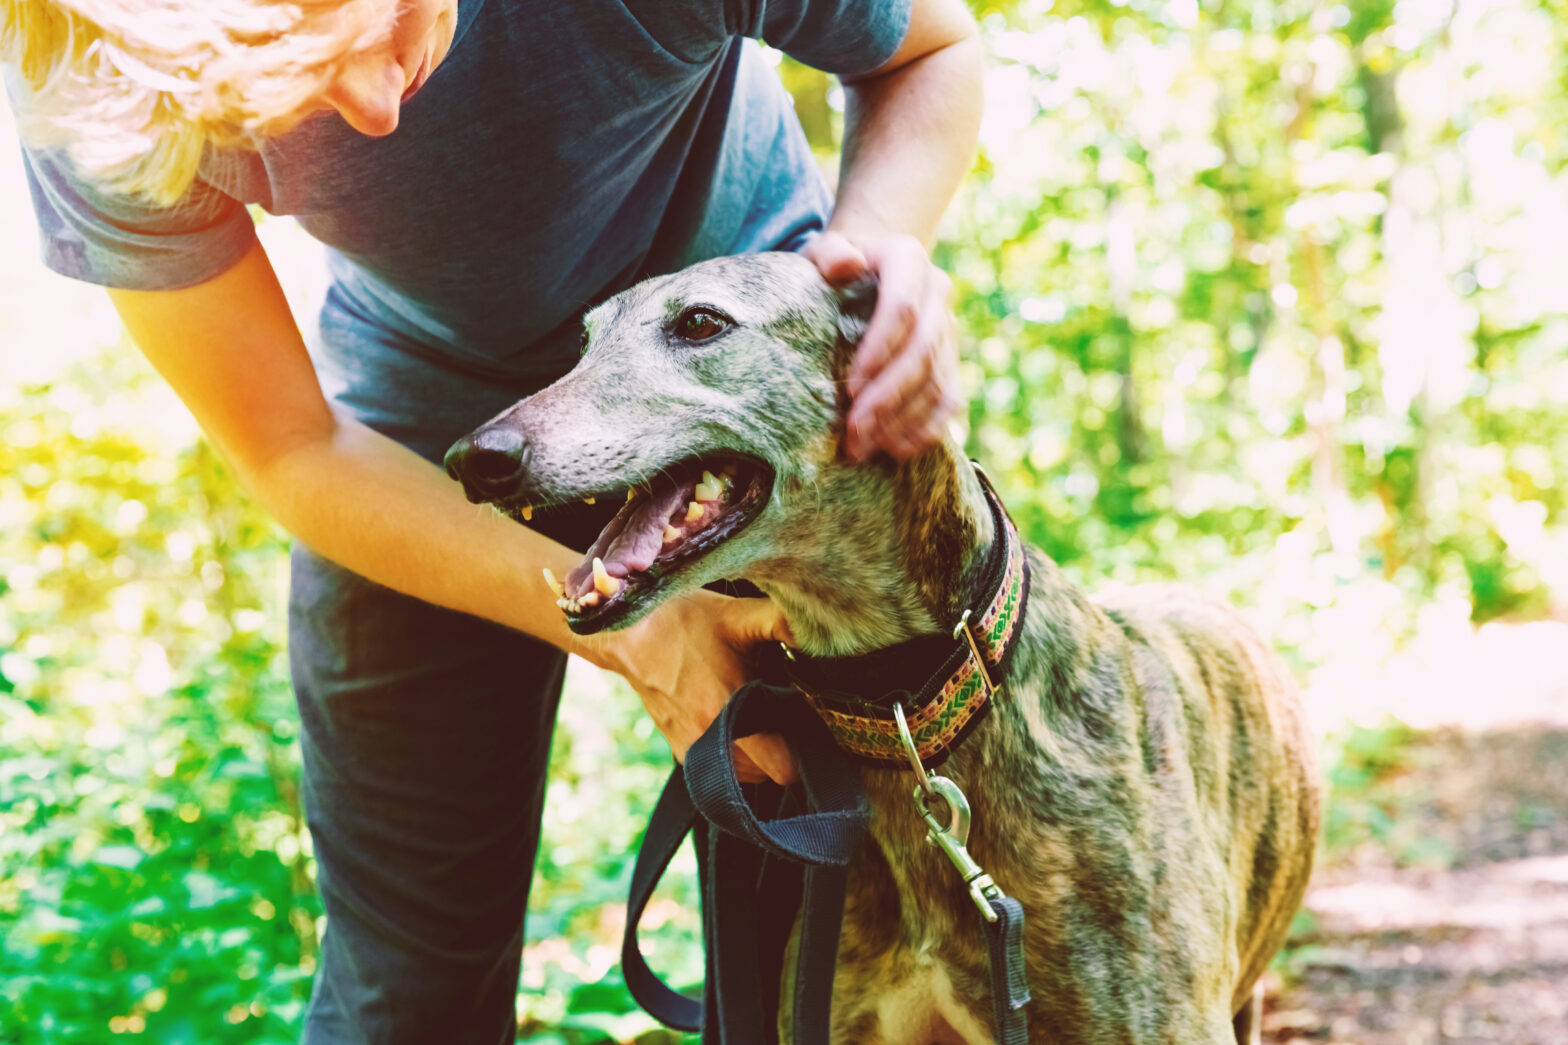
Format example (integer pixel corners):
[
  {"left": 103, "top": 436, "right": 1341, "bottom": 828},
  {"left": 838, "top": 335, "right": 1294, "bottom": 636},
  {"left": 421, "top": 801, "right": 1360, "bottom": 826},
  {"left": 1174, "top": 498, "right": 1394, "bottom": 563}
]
[{"left": 444, "top": 252, "right": 1320, "bottom": 1045}]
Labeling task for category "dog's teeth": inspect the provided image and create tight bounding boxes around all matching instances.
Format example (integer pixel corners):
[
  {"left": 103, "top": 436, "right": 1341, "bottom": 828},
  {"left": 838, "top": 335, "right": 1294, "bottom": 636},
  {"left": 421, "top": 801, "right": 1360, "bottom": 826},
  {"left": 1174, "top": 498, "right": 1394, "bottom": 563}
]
[
  {"left": 686, "top": 500, "right": 704, "bottom": 522},
  {"left": 627, "top": 488, "right": 636, "bottom": 502},
  {"left": 555, "top": 597, "right": 569, "bottom": 610},
  {"left": 583, "top": 496, "right": 595, "bottom": 505},
  {"left": 592, "top": 557, "right": 620, "bottom": 597},
  {"left": 579, "top": 590, "right": 601, "bottom": 607},
  {"left": 542, "top": 568, "right": 564, "bottom": 598},
  {"left": 521, "top": 505, "right": 533, "bottom": 521},
  {"left": 663, "top": 524, "right": 680, "bottom": 543},
  {"left": 695, "top": 470, "right": 722, "bottom": 502}
]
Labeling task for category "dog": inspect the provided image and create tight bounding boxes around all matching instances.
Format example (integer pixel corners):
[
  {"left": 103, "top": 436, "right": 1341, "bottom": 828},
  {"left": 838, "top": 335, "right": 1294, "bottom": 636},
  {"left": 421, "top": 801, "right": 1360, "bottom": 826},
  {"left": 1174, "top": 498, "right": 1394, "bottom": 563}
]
[{"left": 445, "top": 252, "right": 1321, "bottom": 1045}]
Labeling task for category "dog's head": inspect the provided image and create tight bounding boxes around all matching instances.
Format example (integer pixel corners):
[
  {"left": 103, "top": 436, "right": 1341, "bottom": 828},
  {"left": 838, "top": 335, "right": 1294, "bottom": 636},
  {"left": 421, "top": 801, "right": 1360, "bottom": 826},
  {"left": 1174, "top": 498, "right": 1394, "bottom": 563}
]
[{"left": 446, "top": 251, "right": 878, "bottom": 633}]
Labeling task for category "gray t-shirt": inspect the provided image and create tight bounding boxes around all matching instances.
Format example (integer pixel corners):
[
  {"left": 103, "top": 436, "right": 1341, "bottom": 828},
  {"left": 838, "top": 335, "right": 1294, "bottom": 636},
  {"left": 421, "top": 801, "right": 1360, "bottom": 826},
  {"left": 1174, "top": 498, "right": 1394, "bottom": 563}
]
[{"left": 16, "top": 0, "right": 910, "bottom": 460}]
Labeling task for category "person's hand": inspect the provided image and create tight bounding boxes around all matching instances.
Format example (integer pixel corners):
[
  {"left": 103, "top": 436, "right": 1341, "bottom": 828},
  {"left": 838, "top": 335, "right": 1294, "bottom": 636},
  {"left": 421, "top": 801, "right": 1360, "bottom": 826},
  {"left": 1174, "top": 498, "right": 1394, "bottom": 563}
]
[
  {"left": 585, "top": 590, "right": 797, "bottom": 785},
  {"left": 802, "top": 230, "right": 963, "bottom": 461}
]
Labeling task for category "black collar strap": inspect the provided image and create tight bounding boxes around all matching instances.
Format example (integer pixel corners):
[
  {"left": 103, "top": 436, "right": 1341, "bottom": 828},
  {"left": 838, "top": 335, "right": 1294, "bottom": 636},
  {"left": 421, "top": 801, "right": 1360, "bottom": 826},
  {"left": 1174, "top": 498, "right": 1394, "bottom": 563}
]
[{"left": 768, "top": 465, "right": 1031, "bottom": 769}]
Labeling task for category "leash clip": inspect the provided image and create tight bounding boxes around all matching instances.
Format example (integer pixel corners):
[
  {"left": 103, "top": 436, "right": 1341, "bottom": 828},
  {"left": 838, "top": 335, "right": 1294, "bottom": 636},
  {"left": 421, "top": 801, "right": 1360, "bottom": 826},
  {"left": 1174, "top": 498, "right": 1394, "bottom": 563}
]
[
  {"left": 895, "top": 702, "right": 996, "bottom": 919},
  {"left": 953, "top": 609, "right": 1000, "bottom": 701},
  {"left": 912, "top": 776, "right": 999, "bottom": 924}
]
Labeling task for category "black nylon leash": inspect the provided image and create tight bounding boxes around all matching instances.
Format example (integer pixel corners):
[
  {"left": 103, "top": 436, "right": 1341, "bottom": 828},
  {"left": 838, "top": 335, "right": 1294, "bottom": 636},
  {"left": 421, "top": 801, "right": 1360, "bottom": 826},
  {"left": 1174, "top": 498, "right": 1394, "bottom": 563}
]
[
  {"left": 987, "top": 895, "right": 1031, "bottom": 1045},
  {"left": 622, "top": 681, "right": 869, "bottom": 1045},
  {"left": 622, "top": 680, "right": 1031, "bottom": 1044}
]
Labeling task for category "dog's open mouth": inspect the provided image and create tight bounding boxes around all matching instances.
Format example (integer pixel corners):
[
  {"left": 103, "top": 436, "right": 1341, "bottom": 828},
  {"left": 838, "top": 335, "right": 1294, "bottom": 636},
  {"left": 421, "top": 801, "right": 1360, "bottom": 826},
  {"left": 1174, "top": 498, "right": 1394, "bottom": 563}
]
[{"left": 547, "top": 455, "right": 773, "bottom": 633}]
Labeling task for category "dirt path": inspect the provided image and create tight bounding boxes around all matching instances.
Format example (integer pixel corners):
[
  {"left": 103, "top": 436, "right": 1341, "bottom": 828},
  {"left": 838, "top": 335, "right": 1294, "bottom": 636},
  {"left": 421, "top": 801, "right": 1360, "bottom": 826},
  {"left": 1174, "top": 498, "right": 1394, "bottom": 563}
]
[{"left": 1263, "top": 728, "right": 1568, "bottom": 1044}]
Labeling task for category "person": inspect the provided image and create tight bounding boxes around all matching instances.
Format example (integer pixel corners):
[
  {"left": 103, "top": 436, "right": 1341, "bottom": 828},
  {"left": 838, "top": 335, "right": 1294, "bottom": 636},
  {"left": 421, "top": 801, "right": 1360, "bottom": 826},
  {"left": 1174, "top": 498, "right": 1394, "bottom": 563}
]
[{"left": 2, "top": 0, "right": 982, "bottom": 1039}]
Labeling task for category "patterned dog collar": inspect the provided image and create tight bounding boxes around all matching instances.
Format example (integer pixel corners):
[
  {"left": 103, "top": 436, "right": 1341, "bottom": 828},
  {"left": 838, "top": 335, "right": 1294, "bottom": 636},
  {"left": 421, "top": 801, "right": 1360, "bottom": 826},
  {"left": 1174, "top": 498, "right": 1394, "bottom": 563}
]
[{"left": 773, "top": 465, "right": 1031, "bottom": 769}]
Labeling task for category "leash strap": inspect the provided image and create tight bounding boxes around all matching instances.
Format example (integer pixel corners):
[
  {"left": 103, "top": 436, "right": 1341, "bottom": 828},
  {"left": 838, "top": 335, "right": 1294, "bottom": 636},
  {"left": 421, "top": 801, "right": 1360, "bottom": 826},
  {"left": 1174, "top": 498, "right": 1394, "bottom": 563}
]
[
  {"left": 622, "top": 681, "right": 870, "bottom": 1045},
  {"left": 621, "top": 767, "right": 703, "bottom": 1032},
  {"left": 986, "top": 895, "right": 1032, "bottom": 1045},
  {"left": 624, "top": 683, "right": 1033, "bottom": 1045}
]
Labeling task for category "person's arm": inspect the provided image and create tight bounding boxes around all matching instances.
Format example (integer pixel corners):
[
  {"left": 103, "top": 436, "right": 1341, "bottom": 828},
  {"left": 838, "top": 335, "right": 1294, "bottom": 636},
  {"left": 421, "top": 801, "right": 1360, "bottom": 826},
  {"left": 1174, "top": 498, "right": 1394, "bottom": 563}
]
[
  {"left": 108, "top": 237, "right": 795, "bottom": 781},
  {"left": 800, "top": 0, "right": 984, "bottom": 461}
]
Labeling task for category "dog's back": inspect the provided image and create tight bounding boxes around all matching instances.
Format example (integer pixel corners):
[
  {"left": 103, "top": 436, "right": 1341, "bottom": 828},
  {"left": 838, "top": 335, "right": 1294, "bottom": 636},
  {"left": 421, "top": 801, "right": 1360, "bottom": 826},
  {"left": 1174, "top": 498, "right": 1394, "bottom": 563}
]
[{"left": 1093, "top": 583, "right": 1320, "bottom": 1017}]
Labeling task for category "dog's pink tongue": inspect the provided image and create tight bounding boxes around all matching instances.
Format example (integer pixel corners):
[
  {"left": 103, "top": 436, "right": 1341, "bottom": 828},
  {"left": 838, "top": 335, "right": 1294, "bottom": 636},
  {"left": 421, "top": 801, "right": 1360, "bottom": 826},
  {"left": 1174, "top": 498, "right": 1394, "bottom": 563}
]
[{"left": 564, "top": 484, "right": 688, "bottom": 599}]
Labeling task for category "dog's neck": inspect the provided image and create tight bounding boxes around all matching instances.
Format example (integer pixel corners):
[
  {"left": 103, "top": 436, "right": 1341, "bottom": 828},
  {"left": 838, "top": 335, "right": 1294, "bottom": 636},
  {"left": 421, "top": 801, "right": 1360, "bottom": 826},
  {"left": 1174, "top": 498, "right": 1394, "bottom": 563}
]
[{"left": 751, "top": 439, "right": 997, "bottom": 658}]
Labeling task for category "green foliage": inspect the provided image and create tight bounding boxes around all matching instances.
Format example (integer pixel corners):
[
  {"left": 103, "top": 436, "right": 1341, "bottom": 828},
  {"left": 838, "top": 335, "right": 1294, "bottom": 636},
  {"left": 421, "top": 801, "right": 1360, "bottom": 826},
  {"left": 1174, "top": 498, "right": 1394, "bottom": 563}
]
[
  {"left": 0, "top": 351, "right": 313, "bottom": 1042},
  {"left": 943, "top": 0, "right": 1568, "bottom": 629},
  {"left": 517, "top": 668, "right": 701, "bottom": 1043},
  {"left": 1319, "top": 718, "right": 1420, "bottom": 856},
  {"left": 0, "top": 353, "right": 698, "bottom": 1044}
]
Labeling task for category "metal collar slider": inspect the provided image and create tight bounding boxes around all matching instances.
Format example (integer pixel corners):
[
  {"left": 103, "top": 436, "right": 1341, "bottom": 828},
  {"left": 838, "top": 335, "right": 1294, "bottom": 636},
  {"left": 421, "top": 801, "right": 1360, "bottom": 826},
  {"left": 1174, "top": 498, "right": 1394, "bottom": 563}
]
[{"left": 953, "top": 608, "right": 1000, "bottom": 701}]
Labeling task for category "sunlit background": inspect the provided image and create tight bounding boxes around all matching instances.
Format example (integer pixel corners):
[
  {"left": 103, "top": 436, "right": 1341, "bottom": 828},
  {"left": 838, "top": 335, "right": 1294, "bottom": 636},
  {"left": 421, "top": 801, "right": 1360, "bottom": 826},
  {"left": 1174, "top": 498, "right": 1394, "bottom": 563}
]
[{"left": 3, "top": 0, "right": 1567, "bottom": 1041}]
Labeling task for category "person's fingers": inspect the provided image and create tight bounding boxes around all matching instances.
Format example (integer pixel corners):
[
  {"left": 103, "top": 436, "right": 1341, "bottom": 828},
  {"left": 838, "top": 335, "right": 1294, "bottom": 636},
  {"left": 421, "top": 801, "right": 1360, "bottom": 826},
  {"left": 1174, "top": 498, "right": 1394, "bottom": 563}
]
[
  {"left": 852, "top": 350, "right": 941, "bottom": 460},
  {"left": 846, "top": 273, "right": 957, "bottom": 460},
  {"left": 730, "top": 744, "right": 765, "bottom": 783},
  {"left": 667, "top": 594, "right": 796, "bottom": 785},
  {"left": 802, "top": 231, "right": 869, "bottom": 286},
  {"left": 845, "top": 239, "right": 927, "bottom": 396},
  {"left": 872, "top": 269, "right": 959, "bottom": 459},
  {"left": 722, "top": 593, "right": 794, "bottom": 647},
  {"left": 911, "top": 308, "right": 964, "bottom": 448},
  {"left": 666, "top": 709, "right": 794, "bottom": 786},
  {"left": 883, "top": 378, "right": 945, "bottom": 460},
  {"left": 736, "top": 734, "right": 798, "bottom": 786}
]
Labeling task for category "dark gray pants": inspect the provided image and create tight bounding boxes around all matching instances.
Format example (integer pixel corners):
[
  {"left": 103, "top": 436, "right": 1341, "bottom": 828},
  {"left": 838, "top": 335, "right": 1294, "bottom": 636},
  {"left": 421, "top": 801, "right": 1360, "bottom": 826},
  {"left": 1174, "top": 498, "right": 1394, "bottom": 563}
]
[{"left": 286, "top": 494, "right": 623, "bottom": 1043}]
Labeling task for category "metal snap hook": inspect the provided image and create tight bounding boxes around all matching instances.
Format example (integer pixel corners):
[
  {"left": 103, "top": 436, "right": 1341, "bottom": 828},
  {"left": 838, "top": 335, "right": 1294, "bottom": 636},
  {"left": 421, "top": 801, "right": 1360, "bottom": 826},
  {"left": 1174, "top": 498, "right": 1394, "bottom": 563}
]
[{"left": 913, "top": 775, "right": 973, "bottom": 850}]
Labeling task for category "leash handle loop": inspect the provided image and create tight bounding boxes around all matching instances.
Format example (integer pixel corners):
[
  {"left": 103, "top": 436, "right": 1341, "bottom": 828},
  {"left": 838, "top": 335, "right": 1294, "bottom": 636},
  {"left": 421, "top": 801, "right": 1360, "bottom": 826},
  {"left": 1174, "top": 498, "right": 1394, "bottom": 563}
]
[
  {"left": 621, "top": 768, "right": 705, "bottom": 1033},
  {"left": 625, "top": 679, "right": 872, "bottom": 1045},
  {"left": 685, "top": 681, "right": 868, "bottom": 867}
]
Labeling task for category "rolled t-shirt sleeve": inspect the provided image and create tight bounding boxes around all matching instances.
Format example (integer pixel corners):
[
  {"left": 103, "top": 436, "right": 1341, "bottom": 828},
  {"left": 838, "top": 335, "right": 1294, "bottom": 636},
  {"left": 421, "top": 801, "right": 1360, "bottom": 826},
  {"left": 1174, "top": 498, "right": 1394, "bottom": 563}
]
[
  {"left": 18, "top": 143, "right": 257, "bottom": 292},
  {"left": 730, "top": 0, "right": 912, "bottom": 77}
]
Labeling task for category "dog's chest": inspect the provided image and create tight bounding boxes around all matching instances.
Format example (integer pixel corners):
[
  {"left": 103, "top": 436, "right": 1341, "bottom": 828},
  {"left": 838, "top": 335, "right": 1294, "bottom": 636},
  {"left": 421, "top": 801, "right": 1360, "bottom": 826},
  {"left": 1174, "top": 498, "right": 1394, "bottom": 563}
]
[
  {"left": 875, "top": 962, "right": 993, "bottom": 1045},
  {"left": 831, "top": 786, "right": 1011, "bottom": 1045}
]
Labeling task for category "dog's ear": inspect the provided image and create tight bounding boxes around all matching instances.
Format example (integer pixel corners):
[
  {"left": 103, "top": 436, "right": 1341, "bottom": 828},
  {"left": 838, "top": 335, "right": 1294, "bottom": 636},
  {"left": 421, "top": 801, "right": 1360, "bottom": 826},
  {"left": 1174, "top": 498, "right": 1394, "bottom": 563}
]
[{"left": 835, "top": 278, "right": 879, "bottom": 345}]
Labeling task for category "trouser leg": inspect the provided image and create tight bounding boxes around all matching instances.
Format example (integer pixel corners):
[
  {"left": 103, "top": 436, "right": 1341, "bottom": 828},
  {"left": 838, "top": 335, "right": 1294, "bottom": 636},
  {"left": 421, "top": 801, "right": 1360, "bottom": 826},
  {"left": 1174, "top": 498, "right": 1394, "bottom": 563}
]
[{"left": 289, "top": 545, "right": 566, "bottom": 1045}]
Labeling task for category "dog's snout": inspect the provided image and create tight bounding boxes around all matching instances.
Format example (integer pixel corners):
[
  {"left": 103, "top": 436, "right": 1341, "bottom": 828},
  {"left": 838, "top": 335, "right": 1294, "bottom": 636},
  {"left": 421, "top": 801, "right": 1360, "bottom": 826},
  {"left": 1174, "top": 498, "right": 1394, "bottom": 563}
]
[{"left": 444, "top": 426, "right": 531, "bottom": 502}]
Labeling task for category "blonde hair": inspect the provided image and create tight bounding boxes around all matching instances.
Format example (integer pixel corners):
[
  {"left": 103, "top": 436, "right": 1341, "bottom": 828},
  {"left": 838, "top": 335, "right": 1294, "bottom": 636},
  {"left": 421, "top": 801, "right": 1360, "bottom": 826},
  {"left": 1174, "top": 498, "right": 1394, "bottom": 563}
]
[{"left": 1, "top": 0, "right": 395, "bottom": 204}]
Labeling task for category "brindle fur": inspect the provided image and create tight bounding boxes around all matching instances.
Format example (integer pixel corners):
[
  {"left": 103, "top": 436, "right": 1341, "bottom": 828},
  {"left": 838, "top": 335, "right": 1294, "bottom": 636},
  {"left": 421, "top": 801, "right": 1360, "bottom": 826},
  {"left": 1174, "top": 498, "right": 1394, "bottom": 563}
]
[{"left": 455, "top": 253, "right": 1321, "bottom": 1045}]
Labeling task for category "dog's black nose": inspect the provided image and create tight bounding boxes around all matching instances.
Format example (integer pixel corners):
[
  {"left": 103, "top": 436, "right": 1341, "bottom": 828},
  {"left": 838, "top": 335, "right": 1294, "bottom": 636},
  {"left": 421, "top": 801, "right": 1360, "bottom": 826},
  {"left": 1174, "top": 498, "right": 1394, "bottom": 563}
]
[{"left": 444, "top": 426, "right": 531, "bottom": 502}]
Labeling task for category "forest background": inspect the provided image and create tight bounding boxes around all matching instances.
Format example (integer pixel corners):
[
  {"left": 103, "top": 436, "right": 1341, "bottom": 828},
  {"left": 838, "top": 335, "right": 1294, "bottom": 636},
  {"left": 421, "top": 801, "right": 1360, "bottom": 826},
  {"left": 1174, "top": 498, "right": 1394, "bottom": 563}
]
[{"left": 2, "top": 0, "right": 1566, "bottom": 1041}]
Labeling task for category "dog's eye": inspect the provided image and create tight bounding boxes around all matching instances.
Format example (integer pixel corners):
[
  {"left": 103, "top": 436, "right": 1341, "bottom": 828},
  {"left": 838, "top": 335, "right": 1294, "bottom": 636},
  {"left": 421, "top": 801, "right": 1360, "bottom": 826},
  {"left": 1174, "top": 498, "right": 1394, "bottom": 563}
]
[{"left": 673, "top": 307, "right": 732, "bottom": 344}]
